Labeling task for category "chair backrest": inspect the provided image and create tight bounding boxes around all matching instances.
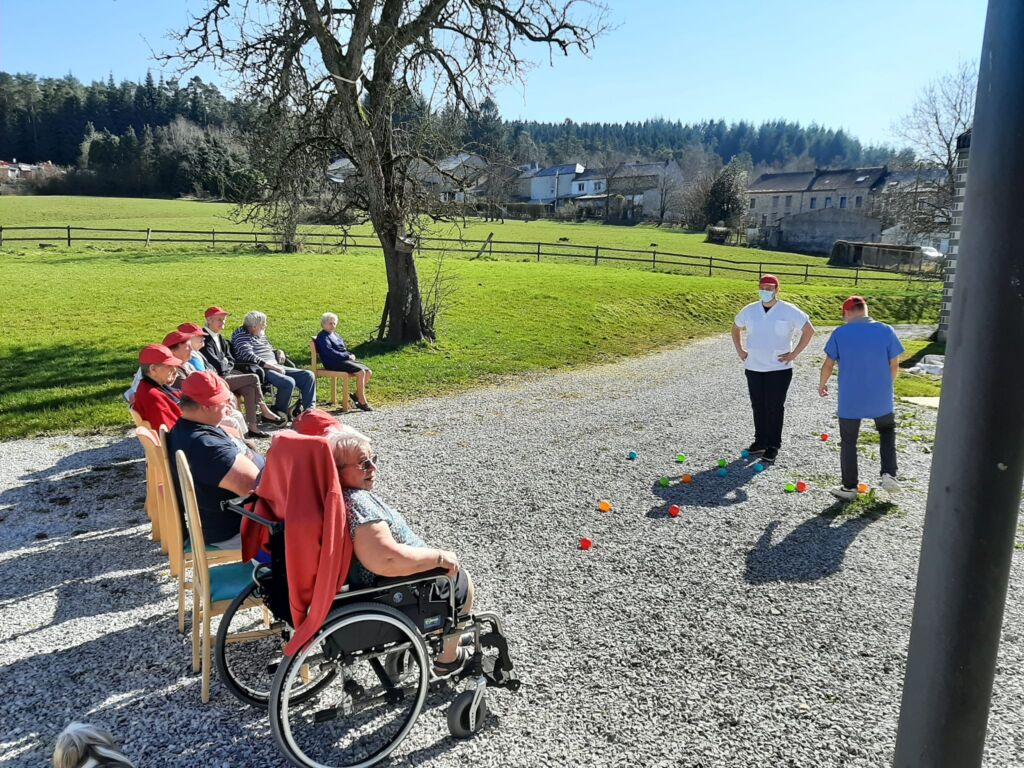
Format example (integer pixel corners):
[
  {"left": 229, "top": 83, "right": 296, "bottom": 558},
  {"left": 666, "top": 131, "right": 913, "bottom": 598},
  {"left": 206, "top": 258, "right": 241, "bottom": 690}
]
[
  {"left": 155, "top": 425, "right": 187, "bottom": 574},
  {"left": 129, "top": 407, "right": 151, "bottom": 430},
  {"left": 309, "top": 336, "right": 319, "bottom": 369},
  {"left": 134, "top": 424, "right": 164, "bottom": 505},
  {"left": 175, "top": 449, "right": 210, "bottom": 603}
]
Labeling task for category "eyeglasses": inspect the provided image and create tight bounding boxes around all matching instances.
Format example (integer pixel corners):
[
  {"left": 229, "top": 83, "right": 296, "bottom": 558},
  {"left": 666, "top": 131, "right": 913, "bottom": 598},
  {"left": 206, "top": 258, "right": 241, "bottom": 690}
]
[{"left": 343, "top": 454, "right": 378, "bottom": 473}]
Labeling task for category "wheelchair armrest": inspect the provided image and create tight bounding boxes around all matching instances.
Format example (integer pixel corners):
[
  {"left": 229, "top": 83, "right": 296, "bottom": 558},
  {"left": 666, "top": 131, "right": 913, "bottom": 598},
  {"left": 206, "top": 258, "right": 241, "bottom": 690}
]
[
  {"left": 375, "top": 567, "right": 448, "bottom": 588},
  {"left": 221, "top": 496, "right": 283, "bottom": 535}
]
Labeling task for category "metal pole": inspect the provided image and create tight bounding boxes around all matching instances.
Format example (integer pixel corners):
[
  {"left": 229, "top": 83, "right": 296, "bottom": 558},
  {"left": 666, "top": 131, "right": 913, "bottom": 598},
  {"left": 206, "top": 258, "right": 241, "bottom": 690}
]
[{"left": 894, "top": 2, "right": 1024, "bottom": 765}]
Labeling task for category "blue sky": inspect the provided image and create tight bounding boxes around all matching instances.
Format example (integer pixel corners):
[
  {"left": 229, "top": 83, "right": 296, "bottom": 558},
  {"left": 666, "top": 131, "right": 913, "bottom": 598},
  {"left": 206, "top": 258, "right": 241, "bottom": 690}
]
[{"left": 0, "top": 0, "right": 987, "bottom": 146}]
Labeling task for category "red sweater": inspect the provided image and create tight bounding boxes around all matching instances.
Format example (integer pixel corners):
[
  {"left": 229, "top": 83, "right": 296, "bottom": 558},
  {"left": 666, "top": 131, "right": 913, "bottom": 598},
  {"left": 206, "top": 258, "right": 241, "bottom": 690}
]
[
  {"left": 134, "top": 378, "right": 181, "bottom": 432},
  {"left": 242, "top": 431, "right": 352, "bottom": 655}
]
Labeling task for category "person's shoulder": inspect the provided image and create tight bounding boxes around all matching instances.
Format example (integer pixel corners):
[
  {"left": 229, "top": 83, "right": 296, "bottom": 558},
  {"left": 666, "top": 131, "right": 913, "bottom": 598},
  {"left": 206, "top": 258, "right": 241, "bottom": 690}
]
[
  {"left": 780, "top": 299, "right": 808, "bottom": 317},
  {"left": 736, "top": 301, "right": 758, "bottom": 318}
]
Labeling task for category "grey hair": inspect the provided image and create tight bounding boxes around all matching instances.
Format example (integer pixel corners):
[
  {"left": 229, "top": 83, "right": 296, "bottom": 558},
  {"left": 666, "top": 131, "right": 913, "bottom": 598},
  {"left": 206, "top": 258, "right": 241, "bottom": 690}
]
[
  {"left": 243, "top": 310, "right": 268, "bottom": 330},
  {"left": 320, "top": 312, "right": 339, "bottom": 328},
  {"left": 139, "top": 363, "right": 153, "bottom": 376},
  {"left": 325, "top": 425, "right": 371, "bottom": 466},
  {"left": 52, "top": 722, "right": 136, "bottom": 768}
]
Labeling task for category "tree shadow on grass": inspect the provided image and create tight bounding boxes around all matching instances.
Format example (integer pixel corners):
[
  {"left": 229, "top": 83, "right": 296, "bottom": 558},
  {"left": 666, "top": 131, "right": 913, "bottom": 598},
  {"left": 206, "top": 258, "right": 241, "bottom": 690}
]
[
  {"left": 647, "top": 457, "right": 761, "bottom": 517},
  {"left": 743, "top": 501, "right": 884, "bottom": 584}
]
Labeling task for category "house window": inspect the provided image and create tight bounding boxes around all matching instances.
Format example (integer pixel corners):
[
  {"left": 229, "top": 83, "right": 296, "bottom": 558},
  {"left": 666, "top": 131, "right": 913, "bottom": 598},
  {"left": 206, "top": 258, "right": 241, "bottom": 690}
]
[
  {"left": 810, "top": 197, "right": 817, "bottom": 209},
  {"left": 855, "top": 196, "right": 863, "bottom": 208},
  {"left": 577, "top": 183, "right": 585, "bottom": 193},
  {"left": 761, "top": 214, "right": 767, "bottom": 226},
  {"left": 750, "top": 197, "right": 756, "bottom": 210},
  {"left": 824, "top": 197, "right": 833, "bottom": 208},
  {"left": 771, "top": 195, "right": 779, "bottom": 209},
  {"left": 839, "top": 196, "right": 847, "bottom": 209},
  {"left": 784, "top": 195, "right": 792, "bottom": 208},
  {"left": 595, "top": 181, "right": 604, "bottom": 191}
]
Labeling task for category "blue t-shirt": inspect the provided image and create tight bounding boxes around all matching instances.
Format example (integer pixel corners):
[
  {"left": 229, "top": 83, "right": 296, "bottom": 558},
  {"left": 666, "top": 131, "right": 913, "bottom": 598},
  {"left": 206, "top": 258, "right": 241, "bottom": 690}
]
[
  {"left": 315, "top": 330, "right": 353, "bottom": 369},
  {"left": 189, "top": 353, "right": 207, "bottom": 372},
  {"left": 343, "top": 489, "right": 426, "bottom": 587},
  {"left": 824, "top": 319, "right": 905, "bottom": 419},
  {"left": 167, "top": 419, "right": 257, "bottom": 543}
]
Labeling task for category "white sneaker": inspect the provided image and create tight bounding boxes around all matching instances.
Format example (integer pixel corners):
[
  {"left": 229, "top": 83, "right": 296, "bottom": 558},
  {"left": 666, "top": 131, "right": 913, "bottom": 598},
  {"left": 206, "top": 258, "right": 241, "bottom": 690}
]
[
  {"left": 879, "top": 474, "right": 901, "bottom": 493},
  {"left": 830, "top": 486, "right": 858, "bottom": 501}
]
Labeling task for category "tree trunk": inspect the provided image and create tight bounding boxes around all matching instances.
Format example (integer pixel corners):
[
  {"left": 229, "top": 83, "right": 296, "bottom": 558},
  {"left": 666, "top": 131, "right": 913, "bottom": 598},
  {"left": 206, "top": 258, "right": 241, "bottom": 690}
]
[{"left": 378, "top": 232, "right": 427, "bottom": 344}]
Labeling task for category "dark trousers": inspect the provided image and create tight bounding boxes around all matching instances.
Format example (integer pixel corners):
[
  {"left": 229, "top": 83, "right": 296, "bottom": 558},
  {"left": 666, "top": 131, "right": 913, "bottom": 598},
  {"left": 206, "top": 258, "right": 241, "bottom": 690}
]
[
  {"left": 840, "top": 413, "right": 897, "bottom": 488},
  {"left": 745, "top": 368, "right": 793, "bottom": 450}
]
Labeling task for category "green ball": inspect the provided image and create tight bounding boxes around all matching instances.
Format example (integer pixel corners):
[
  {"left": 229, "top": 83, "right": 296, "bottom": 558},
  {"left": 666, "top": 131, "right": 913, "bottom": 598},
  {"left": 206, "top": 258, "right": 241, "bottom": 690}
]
[
  {"left": 675, "top": 454, "right": 687, "bottom": 463},
  {"left": 659, "top": 477, "right": 670, "bottom": 487},
  {"left": 718, "top": 458, "right": 727, "bottom": 468},
  {"left": 785, "top": 483, "right": 796, "bottom": 493}
]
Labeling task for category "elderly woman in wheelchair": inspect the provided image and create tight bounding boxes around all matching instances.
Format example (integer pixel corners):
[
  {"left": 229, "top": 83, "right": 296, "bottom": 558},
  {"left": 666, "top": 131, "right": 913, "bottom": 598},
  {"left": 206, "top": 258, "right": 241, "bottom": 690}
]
[{"left": 214, "top": 426, "right": 517, "bottom": 768}]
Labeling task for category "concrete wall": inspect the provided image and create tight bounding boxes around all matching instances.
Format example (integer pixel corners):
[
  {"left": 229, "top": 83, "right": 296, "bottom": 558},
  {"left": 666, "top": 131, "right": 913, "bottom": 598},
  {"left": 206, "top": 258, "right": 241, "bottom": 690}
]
[
  {"left": 777, "top": 208, "right": 881, "bottom": 255},
  {"left": 749, "top": 188, "right": 873, "bottom": 226}
]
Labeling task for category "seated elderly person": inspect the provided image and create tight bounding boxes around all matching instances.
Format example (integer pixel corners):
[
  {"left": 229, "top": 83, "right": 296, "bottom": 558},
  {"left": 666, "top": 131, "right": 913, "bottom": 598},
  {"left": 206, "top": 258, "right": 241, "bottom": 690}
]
[
  {"left": 231, "top": 310, "right": 316, "bottom": 420},
  {"left": 167, "top": 372, "right": 265, "bottom": 549},
  {"left": 133, "top": 343, "right": 184, "bottom": 431},
  {"left": 315, "top": 312, "right": 373, "bottom": 411},
  {"left": 327, "top": 429, "right": 473, "bottom": 678}
]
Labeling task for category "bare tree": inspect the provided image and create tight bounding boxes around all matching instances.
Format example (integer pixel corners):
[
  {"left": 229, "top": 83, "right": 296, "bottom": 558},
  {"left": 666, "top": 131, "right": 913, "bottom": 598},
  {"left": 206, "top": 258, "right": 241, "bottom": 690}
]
[
  {"left": 167, "top": 0, "right": 606, "bottom": 344},
  {"left": 654, "top": 162, "right": 684, "bottom": 225}
]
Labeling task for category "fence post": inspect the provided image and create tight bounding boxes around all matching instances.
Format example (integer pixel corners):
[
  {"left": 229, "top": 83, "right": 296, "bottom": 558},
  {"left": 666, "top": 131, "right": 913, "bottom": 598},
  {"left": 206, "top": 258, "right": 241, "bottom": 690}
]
[
  {"left": 211, "top": 229, "right": 216, "bottom": 246},
  {"left": 855, "top": 268, "right": 860, "bottom": 286},
  {"left": 594, "top": 245, "right": 599, "bottom": 265},
  {"left": 708, "top": 257, "right": 713, "bottom": 276},
  {"left": 146, "top": 228, "right": 152, "bottom": 247},
  {"left": 652, "top": 249, "right": 657, "bottom": 271},
  {"left": 488, "top": 238, "right": 493, "bottom": 258},
  {"left": 0, "top": 225, "right": 4, "bottom": 248},
  {"left": 536, "top": 242, "right": 541, "bottom": 262},
  {"left": 67, "top": 225, "right": 72, "bottom": 247},
  {"left": 804, "top": 264, "right": 809, "bottom": 283},
  {"left": 758, "top": 262, "right": 763, "bottom": 278}
]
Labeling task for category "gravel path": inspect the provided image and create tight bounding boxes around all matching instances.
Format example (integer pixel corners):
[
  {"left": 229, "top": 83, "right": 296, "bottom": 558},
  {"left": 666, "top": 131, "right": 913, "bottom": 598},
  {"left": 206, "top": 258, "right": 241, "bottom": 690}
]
[{"left": 2, "top": 327, "right": 1022, "bottom": 767}]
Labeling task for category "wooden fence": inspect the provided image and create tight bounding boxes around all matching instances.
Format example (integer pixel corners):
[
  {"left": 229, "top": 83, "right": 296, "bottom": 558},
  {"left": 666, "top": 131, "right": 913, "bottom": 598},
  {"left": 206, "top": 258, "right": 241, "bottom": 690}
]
[{"left": 0, "top": 225, "right": 943, "bottom": 287}]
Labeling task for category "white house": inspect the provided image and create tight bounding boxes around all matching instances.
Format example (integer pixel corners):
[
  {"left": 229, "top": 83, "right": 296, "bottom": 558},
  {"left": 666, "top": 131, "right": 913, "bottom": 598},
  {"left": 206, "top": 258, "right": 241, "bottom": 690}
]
[{"left": 529, "top": 163, "right": 584, "bottom": 205}]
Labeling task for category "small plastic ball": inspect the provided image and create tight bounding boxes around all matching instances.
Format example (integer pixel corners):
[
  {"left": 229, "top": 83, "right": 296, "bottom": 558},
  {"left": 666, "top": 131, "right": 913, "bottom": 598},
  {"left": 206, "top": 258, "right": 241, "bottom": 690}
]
[
  {"left": 598, "top": 499, "right": 612, "bottom": 512},
  {"left": 785, "top": 483, "right": 796, "bottom": 493},
  {"left": 627, "top": 451, "right": 638, "bottom": 460},
  {"left": 659, "top": 477, "right": 670, "bottom": 487},
  {"left": 675, "top": 454, "right": 687, "bottom": 463},
  {"left": 717, "top": 468, "right": 728, "bottom": 477},
  {"left": 718, "top": 459, "right": 727, "bottom": 468},
  {"left": 821, "top": 433, "right": 829, "bottom": 441},
  {"left": 741, "top": 449, "right": 750, "bottom": 458},
  {"left": 796, "top": 481, "right": 808, "bottom": 493},
  {"left": 857, "top": 483, "right": 869, "bottom": 494},
  {"left": 579, "top": 537, "right": 593, "bottom": 550},
  {"left": 668, "top": 505, "right": 680, "bottom": 517},
  {"left": 682, "top": 474, "right": 693, "bottom": 484},
  {"left": 754, "top": 463, "right": 765, "bottom": 473}
]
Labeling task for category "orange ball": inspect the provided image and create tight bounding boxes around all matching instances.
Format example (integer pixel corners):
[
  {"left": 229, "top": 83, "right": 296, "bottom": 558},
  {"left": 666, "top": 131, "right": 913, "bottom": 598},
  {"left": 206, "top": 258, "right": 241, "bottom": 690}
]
[
  {"left": 579, "top": 537, "right": 593, "bottom": 550},
  {"left": 857, "top": 483, "right": 869, "bottom": 494},
  {"left": 668, "top": 504, "right": 680, "bottom": 517},
  {"left": 597, "top": 499, "right": 612, "bottom": 512},
  {"left": 682, "top": 474, "right": 693, "bottom": 484}
]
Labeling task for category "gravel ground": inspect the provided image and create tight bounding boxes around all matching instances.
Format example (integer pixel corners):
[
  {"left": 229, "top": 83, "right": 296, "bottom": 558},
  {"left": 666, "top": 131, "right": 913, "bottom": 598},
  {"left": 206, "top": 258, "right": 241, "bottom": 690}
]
[{"left": 2, "top": 326, "right": 1022, "bottom": 767}]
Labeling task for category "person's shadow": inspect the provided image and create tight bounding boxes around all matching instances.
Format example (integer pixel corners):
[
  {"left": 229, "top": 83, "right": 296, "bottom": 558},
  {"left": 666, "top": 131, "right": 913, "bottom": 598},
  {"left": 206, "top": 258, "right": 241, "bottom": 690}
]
[
  {"left": 744, "top": 502, "right": 882, "bottom": 584},
  {"left": 647, "top": 457, "right": 762, "bottom": 517}
]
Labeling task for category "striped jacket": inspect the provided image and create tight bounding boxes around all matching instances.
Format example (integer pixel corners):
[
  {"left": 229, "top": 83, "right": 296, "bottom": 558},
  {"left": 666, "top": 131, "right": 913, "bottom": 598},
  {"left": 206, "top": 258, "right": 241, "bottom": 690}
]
[{"left": 230, "top": 326, "right": 277, "bottom": 366}]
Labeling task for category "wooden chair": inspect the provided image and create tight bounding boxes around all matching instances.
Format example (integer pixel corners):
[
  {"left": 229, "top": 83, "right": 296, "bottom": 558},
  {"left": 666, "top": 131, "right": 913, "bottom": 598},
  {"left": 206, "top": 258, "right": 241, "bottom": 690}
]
[
  {"left": 155, "top": 426, "right": 241, "bottom": 636},
  {"left": 129, "top": 409, "right": 161, "bottom": 547},
  {"left": 309, "top": 337, "right": 353, "bottom": 411},
  {"left": 175, "top": 449, "right": 256, "bottom": 703}
]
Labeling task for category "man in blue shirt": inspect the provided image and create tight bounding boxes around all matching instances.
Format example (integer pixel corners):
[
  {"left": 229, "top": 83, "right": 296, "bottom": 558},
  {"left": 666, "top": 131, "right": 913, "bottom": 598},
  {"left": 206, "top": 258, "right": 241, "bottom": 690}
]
[{"left": 819, "top": 296, "right": 904, "bottom": 500}]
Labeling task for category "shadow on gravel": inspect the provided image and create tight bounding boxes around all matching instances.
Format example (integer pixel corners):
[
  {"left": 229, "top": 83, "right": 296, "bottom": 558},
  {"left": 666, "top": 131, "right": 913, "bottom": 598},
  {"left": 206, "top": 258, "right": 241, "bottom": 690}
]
[
  {"left": 647, "top": 458, "right": 758, "bottom": 516},
  {"left": 743, "top": 503, "right": 880, "bottom": 584}
]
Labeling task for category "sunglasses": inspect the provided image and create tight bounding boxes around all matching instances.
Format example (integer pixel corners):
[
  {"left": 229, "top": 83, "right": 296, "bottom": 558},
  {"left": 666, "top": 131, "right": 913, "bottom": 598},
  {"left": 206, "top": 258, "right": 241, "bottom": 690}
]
[{"left": 343, "top": 454, "right": 378, "bottom": 473}]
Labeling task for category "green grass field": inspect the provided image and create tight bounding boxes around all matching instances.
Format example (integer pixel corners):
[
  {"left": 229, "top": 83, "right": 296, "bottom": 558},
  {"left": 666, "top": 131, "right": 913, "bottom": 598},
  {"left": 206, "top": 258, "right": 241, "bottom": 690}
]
[{"left": 0, "top": 196, "right": 941, "bottom": 440}]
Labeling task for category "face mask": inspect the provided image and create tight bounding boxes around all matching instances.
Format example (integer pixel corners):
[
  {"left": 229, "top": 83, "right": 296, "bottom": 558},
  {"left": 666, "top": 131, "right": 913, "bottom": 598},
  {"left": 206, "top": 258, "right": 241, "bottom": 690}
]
[{"left": 759, "top": 289, "right": 775, "bottom": 303}]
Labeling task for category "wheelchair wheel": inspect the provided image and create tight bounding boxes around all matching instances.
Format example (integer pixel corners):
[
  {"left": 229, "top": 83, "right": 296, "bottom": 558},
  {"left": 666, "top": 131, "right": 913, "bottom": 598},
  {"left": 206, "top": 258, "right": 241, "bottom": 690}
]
[
  {"left": 447, "top": 688, "right": 489, "bottom": 740},
  {"left": 215, "top": 581, "right": 335, "bottom": 707},
  {"left": 269, "top": 602, "right": 430, "bottom": 768}
]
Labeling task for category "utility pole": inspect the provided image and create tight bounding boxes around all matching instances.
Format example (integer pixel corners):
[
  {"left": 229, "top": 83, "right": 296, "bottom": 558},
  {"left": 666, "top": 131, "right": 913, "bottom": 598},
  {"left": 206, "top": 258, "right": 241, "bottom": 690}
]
[{"left": 893, "top": 2, "right": 1024, "bottom": 765}]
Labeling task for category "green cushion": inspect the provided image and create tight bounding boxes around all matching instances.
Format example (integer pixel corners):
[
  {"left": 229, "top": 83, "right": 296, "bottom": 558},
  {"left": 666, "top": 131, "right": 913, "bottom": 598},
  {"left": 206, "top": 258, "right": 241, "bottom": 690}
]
[
  {"left": 209, "top": 561, "right": 254, "bottom": 604},
  {"left": 183, "top": 539, "right": 230, "bottom": 555}
]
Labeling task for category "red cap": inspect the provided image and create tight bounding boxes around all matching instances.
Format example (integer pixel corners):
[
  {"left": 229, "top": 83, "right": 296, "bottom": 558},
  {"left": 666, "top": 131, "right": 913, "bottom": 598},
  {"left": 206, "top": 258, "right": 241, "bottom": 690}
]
[
  {"left": 842, "top": 295, "right": 867, "bottom": 312},
  {"left": 162, "top": 330, "right": 197, "bottom": 348},
  {"left": 204, "top": 306, "right": 229, "bottom": 319},
  {"left": 138, "top": 343, "right": 184, "bottom": 367},
  {"left": 759, "top": 274, "right": 780, "bottom": 287},
  {"left": 180, "top": 370, "right": 233, "bottom": 406},
  {"left": 293, "top": 408, "right": 341, "bottom": 437},
  {"left": 177, "top": 322, "right": 209, "bottom": 337}
]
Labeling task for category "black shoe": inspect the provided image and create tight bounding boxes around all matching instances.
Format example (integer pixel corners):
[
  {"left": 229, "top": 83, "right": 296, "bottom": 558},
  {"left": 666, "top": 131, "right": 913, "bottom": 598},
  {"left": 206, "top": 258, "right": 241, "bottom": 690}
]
[
  {"left": 747, "top": 443, "right": 766, "bottom": 457},
  {"left": 261, "top": 411, "right": 284, "bottom": 424},
  {"left": 355, "top": 400, "right": 374, "bottom": 412},
  {"left": 246, "top": 429, "right": 271, "bottom": 439},
  {"left": 762, "top": 447, "right": 779, "bottom": 464}
]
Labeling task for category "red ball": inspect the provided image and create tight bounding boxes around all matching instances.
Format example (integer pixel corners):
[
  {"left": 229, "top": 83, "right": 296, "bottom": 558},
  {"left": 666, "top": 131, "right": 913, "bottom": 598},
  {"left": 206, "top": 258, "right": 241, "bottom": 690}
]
[
  {"left": 821, "top": 433, "right": 829, "bottom": 441},
  {"left": 796, "top": 481, "right": 808, "bottom": 493},
  {"left": 669, "top": 505, "right": 680, "bottom": 517},
  {"left": 579, "top": 537, "right": 593, "bottom": 550}
]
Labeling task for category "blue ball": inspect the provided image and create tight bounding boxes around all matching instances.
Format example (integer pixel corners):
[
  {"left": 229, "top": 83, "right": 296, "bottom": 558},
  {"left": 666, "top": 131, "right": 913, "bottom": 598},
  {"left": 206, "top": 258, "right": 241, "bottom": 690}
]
[
  {"left": 717, "top": 468, "right": 728, "bottom": 477},
  {"left": 741, "top": 449, "right": 750, "bottom": 458},
  {"left": 754, "top": 463, "right": 765, "bottom": 472},
  {"left": 627, "top": 451, "right": 638, "bottom": 460}
]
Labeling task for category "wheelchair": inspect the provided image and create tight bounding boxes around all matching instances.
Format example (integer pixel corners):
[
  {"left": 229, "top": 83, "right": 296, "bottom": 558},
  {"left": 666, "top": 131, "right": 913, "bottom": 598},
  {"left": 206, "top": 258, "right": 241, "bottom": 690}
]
[{"left": 214, "top": 497, "right": 520, "bottom": 768}]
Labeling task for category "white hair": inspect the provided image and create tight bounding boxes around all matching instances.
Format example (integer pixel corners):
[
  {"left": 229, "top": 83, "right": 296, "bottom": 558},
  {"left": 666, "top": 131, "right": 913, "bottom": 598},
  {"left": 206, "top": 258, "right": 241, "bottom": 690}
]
[
  {"left": 325, "top": 425, "right": 371, "bottom": 466},
  {"left": 243, "top": 310, "right": 268, "bottom": 330},
  {"left": 320, "top": 312, "right": 339, "bottom": 328},
  {"left": 52, "top": 723, "right": 135, "bottom": 768}
]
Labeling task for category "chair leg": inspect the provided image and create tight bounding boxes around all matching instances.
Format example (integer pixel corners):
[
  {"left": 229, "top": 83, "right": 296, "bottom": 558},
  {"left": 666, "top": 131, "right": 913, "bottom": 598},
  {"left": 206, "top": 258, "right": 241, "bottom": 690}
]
[
  {"left": 202, "top": 612, "right": 212, "bottom": 703},
  {"left": 177, "top": 569, "right": 186, "bottom": 634},
  {"left": 191, "top": 586, "right": 200, "bottom": 673},
  {"left": 341, "top": 376, "right": 350, "bottom": 413},
  {"left": 331, "top": 376, "right": 338, "bottom": 407}
]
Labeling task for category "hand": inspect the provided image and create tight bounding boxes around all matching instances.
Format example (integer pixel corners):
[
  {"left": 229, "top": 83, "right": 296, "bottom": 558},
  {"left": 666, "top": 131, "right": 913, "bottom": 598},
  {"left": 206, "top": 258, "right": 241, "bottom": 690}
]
[
  {"left": 436, "top": 549, "right": 460, "bottom": 578},
  {"left": 268, "top": 362, "right": 286, "bottom": 373},
  {"left": 777, "top": 351, "right": 798, "bottom": 363},
  {"left": 737, "top": 349, "right": 748, "bottom": 362},
  {"left": 819, "top": 384, "right": 829, "bottom": 397}
]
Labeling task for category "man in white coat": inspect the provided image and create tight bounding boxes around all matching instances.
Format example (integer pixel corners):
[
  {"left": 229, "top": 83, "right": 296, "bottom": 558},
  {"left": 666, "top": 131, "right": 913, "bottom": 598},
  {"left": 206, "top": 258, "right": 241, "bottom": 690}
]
[{"left": 731, "top": 274, "right": 815, "bottom": 463}]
